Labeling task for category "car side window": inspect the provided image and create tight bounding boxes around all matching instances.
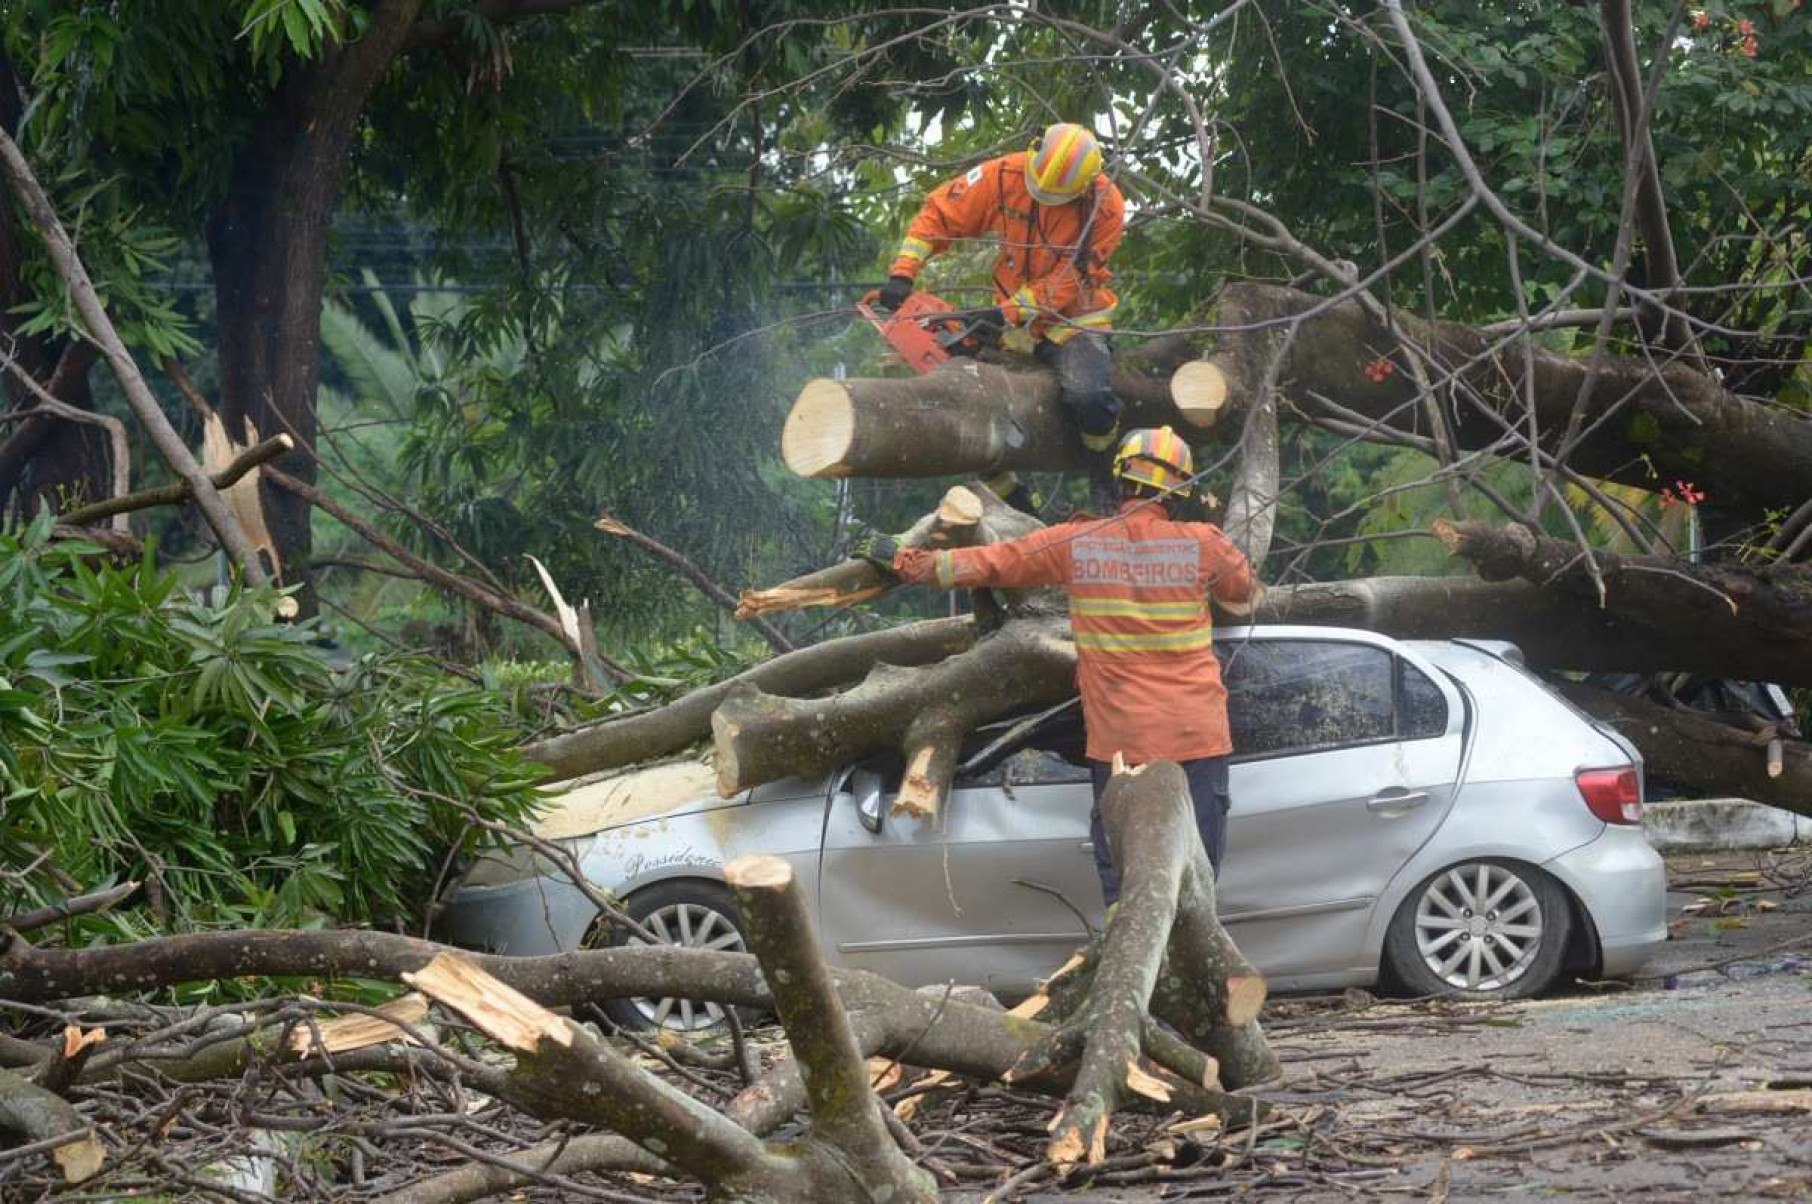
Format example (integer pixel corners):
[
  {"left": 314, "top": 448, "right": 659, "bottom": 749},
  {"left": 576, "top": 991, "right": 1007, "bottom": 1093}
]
[
  {"left": 1218, "top": 639, "right": 1395, "bottom": 759},
  {"left": 953, "top": 709, "right": 1091, "bottom": 788},
  {"left": 1398, "top": 659, "right": 1449, "bottom": 740}
]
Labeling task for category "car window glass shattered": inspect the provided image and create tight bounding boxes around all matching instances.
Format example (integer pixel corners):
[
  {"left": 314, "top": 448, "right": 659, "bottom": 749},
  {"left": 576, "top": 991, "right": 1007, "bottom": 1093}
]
[
  {"left": 1223, "top": 640, "right": 1394, "bottom": 757},
  {"left": 955, "top": 704, "right": 1090, "bottom": 787}
]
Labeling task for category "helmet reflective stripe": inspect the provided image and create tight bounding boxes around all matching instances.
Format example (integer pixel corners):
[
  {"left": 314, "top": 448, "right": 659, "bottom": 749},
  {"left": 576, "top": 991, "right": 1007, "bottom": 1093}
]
[
  {"left": 1112, "top": 425, "right": 1195, "bottom": 494},
  {"left": 1027, "top": 122, "right": 1103, "bottom": 205}
]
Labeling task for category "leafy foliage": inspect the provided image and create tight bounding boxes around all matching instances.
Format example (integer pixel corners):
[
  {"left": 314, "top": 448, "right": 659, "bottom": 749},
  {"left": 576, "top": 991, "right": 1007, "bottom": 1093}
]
[{"left": 0, "top": 515, "right": 546, "bottom": 933}]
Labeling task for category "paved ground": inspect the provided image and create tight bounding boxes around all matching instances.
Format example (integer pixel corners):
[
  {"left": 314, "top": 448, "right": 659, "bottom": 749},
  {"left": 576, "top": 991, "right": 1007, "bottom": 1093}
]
[{"left": 993, "top": 849, "right": 1812, "bottom": 1201}]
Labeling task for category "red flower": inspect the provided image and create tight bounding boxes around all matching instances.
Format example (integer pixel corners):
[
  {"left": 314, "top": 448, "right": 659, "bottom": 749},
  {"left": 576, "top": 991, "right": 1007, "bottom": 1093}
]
[
  {"left": 1741, "top": 34, "right": 1759, "bottom": 56},
  {"left": 1362, "top": 357, "right": 1396, "bottom": 383},
  {"left": 1737, "top": 17, "right": 1756, "bottom": 35},
  {"left": 1690, "top": 9, "right": 1710, "bottom": 28},
  {"left": 1660, "top": 480, "right": 1705, "bottom": 508}
]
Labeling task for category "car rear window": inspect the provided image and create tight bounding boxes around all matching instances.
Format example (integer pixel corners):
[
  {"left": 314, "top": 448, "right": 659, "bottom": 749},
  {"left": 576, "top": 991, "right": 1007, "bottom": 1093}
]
[{"left": 1217, "top": 639, "right": 1449, "bottom": 760}]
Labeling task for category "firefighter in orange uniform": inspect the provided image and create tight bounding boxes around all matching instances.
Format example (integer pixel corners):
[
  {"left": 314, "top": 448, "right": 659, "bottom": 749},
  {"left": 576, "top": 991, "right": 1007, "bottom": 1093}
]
[
  {"left": 853, "top": 428, "right": 1260, "bottom": 902},
  {"left": 874, "top": 122, "right": 1127, "bottom": 507}
]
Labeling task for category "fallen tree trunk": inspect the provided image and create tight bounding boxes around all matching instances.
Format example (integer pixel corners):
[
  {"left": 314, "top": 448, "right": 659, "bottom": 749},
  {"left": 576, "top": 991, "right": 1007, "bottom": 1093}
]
[
  {"left": 1006, "top": 758, "right": 1275, "bottom": 1167},
  {"left": 711, "top": 618, "right": 1077, "bottom": 818},
  {"left": 406, "top": 924, "right": 936, "bottom": 1204},
  {"left": 519, "top": 616, "right": 975, "bottom": 780},
  {"left": 785, "top": 283, "right": 1812, "bottom": 523},
  {"left": 1209, "top": 283, "right": 1812, "bottom": 522},
  {"left": 1432, "top": 519, "right": 1812, "bottom": 686},
  {"left": 736, "top": 482, "right": 1062, "bottom": 625},
  {"left": 1, "top": 926, "right": 1265, "bottom": 1152},
  {"left": 1561, "top": 682, "right": 1812, "bottom": 817},
  {"left": 1258, "top": 574, "right": 1812, "bottom": 687},
  {"left": 784, "top": 339, "right": 1224, "bottom": 478},
  {"left": 0, "top": 1065, "right": 103, "bottom": 1184}
]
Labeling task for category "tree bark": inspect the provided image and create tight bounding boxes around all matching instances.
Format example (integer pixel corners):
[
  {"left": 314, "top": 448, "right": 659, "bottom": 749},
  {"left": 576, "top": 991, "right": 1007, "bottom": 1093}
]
[
  {"left": 1210, "top": 284, "right": 1810, "bottom": 520},
  {"left": 1, "top": 927, "right": 1262, "bottom": 1190},
  {"left": 56, "top": 436, "right": 293, "bottom": 528},
  {"left": 736, "top": 483, "right": 1061, "bottom": 625},
  {"left": 736, "top": 484, "right": 988, "bottom": 618},
  {"left": 783, "top": 342, "right": 1223, "bottom": 479},
  {"left": 519, "top": 617, "right": 976, "bottom": 780},
  {"left": 722, "top": 855, "right": 936, "bottom": 1202},
  {"left": 711, "top": 619, "right": 1077, "bottom": 816},
  {"left": 207, "top": 0, "right": 425, "bottom": 606},
  {"left": 1007, "top": 758, "right": 1273, "bottom": 1167},
  {"left": 1561, "top": 682, "right": 1812, "bottom": 816},
  {"left": 1258, "top": 574, "right": 1812, "bottom": 687},
  {"left": 1432, "top": 519, "right": 1812, "bottom": 686},
  {"left": 0, "top": 124, "right": 266, "bottom": 579},
  {"left": 793, "top": 283, "right": 1810, "bottom": 521},
  {"left": 0, "top": 1065, "right": 103, "bottom": 1183}
]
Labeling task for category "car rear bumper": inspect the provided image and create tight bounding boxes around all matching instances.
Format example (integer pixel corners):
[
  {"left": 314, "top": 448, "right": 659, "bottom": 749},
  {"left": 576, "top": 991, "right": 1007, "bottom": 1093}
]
[{"left": 1542, "top": 826, "right": 1667, "bottom": 978}]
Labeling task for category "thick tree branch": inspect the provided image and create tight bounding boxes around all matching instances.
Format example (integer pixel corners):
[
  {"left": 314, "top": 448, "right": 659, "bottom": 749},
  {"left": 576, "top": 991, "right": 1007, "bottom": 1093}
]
[
  {"left": 1562, "top": 683, "right": 1812, "bottom": 817},
  {"left": 724, "top": 855, "right": 935, "bottom": 1201},
  {"left": 57, "top": 437, "right": 293, "bottom": 528},
  {"left": 0, "top": 1065, "right": 102, "bottom": 1183},
  {"left": 1432, "top": 520, "right": 1812, "bottom": 683},
  {"left": 0, "top": 124, "right": 266, "bottom": 580},
  {"left": 0, "top": 355, "right": 130, "bottom": 533},
  {"left": 1212, "top": 283, "right": 1812, "bottom": 520},
  {"left": 263, "top": 464, "right": 628, "bottom": 679},
  {"left": 518, "top": 617, "right": 975, "bottom": 780},
  {"left": 595, "top": 513, "right": 794, "bottom": 653}
]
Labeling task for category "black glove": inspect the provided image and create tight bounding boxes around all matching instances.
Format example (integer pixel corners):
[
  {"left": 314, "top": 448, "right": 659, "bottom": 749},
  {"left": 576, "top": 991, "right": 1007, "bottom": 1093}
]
[
  {"left": 848, "top": 530, "right": 901, "bottom": 571},
  {"left": 875, "top": 275, "right": 914, "bottom": 312},
  {"left": 970, "top": 306, "right": 1008, "bottom": 342}
]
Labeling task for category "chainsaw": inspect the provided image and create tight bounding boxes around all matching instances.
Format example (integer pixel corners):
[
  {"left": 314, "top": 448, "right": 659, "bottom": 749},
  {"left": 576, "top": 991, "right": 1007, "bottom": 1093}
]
[{"left": 857, "top": 290, "right": 1002, "bottom": 375}]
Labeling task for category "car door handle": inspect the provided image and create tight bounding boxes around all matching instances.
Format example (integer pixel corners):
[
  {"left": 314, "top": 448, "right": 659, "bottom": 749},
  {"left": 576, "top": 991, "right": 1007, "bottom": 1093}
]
[{"left": 1367, "top": 789, "right": 1429, "bottom": 814}]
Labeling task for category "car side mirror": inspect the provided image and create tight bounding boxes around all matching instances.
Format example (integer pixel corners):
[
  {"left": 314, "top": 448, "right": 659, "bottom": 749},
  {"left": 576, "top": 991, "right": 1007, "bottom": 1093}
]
[{"left": 852, "top": 768, "right": 886, "bottom": 834}]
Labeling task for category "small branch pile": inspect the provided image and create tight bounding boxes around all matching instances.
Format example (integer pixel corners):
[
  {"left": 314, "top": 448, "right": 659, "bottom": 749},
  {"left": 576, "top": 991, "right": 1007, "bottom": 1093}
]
[{"left": 1, "top": 819, "right": 1273, "bottom": 1200}]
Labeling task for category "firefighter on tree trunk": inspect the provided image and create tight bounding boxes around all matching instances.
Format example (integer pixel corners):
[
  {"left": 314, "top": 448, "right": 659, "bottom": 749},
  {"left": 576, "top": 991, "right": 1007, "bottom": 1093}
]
[
  {"left": 853, "top": 428, "right": 1261, "bottom": 901},
  {"left": 873, "top": 122, "right": 1127, "bottom": 511}
]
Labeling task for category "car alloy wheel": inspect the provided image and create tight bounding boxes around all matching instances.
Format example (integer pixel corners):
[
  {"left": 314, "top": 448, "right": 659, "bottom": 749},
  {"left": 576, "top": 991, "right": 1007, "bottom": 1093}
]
[
  {"left": 1413, "top": 862, "right": 1544, "bottom": 992},
  {"left": 624, "top": 900, "right": 748, "bottom": 1032}
]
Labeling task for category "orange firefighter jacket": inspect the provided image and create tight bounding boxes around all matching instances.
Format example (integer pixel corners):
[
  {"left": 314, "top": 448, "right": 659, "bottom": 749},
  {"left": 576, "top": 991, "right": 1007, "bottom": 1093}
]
[
  {"left": 887, "top": 152, "right": 1125, "bottom": 345},
  {"left": 894, "top": 501, "right": 1257, "bottom": 764}
]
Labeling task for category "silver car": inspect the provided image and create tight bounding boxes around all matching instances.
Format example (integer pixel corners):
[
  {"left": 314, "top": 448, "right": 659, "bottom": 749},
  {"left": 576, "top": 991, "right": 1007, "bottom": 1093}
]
[{"left": 440, "top": 626, "right": 1667, "bottom": 1030}]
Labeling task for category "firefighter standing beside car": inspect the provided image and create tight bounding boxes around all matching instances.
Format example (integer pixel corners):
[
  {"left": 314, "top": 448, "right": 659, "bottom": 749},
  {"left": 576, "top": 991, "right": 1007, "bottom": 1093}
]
[
  {"left": 873, "top": 121, "right": 1127, "bottom": 510},
  {"left": 855, "top": 427, "right": 1260, "bottom": 902}
]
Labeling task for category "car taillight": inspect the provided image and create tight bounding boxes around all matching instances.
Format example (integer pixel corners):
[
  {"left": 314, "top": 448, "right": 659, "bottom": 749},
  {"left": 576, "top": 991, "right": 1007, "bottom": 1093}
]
[{"left": 1576, "top": 767, "right": 1642, "bottom": 824}]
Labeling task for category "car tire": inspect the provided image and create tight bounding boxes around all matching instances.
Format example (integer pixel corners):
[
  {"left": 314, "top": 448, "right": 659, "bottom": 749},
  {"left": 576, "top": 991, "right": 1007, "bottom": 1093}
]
[
  {"left": 1384, "top": 859, "right": 1573, "bottom": 1000},
  {"left": 595, "top": 880, "right": 751, "bottom": 1034}
]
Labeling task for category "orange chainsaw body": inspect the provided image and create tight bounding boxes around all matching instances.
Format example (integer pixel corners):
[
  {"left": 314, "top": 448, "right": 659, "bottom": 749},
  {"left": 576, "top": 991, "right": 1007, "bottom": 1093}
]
[{"left": 857, "top": 291, "right": 985, "bottom": 375}]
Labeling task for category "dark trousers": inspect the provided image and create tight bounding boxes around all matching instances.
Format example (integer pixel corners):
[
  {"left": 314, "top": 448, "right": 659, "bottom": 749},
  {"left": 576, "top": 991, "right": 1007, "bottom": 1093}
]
[
  {"left": 1088, "top": 756, "right": 1231, "bottom": 906},
  {"left": 1036, "top": 332, "right": 1121, "bottom": 447}
]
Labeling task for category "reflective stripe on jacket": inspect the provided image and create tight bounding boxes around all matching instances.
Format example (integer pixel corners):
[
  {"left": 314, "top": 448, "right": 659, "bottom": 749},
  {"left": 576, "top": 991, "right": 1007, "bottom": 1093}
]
[
  {"left": 894, "top": 501, "right": 1256, "bottom": 763},
  {"left": 888, "top": 152, "right": 1125, "bottom": 345}
]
